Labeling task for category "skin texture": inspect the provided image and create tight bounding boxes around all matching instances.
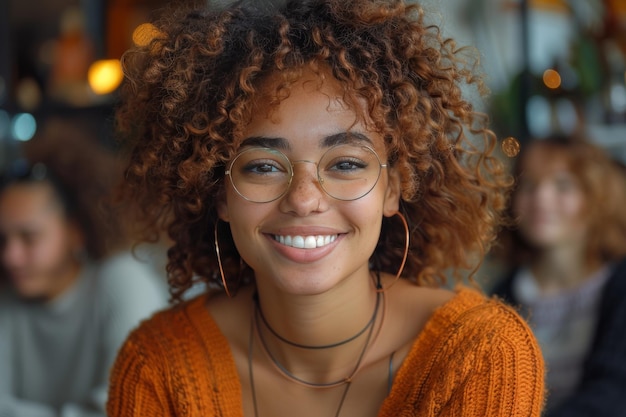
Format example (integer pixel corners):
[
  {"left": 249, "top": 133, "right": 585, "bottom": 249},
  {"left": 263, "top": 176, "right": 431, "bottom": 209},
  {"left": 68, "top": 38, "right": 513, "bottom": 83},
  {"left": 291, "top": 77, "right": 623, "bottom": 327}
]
[{"left": 0, "top": 182, "right": 83, "bottom": 301}]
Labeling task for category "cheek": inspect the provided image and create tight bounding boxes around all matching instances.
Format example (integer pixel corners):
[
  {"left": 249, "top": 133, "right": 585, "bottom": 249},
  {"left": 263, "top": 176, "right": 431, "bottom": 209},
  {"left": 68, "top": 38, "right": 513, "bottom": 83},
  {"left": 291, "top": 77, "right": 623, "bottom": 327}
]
[
  {"left": 561, "top": 194, "right": 586, "bottom": 221},
  {"left": 350, "top": 197, "right": 385, "bottom": 239},
  {"left": 512, "top": 190, "right": 539, "bottom": 220},
  {"left": 31, "top": 228, "right": 75, "bottom": 268},
  {"left": 222, "top": 197, "right": 270, "bottom": 257}
]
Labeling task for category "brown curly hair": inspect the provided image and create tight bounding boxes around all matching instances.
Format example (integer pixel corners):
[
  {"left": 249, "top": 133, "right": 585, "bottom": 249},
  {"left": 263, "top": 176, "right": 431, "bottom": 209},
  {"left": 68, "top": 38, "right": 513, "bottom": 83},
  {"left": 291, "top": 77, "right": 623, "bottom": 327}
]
[
  {"left": 116, "top": 0, "right": 510, "bottom": 302},
  {"left": 496, "top": 134, "right": 626, "bottom": 267}
]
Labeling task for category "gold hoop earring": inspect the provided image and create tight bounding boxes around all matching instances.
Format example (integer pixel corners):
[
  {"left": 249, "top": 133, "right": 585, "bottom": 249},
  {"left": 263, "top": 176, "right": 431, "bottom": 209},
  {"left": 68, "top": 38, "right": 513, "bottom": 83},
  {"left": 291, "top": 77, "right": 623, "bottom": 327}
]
[
  {"left": 214, "top": 220, "right": 239, "bottom": 298},
  {"left": 376, "top": 211, "right": 409, "bottom": 293}
]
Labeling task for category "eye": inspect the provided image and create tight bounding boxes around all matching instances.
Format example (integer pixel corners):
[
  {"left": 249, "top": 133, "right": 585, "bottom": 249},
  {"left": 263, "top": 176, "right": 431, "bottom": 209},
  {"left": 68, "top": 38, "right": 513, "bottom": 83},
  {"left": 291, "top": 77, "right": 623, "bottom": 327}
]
[
  {"left": 243, "top": 159, "right": 286, "bottom": 174},
  {"left": 322, "top": 157, "right": 368, "bottom": 180},
  {"left": 554, "top": 178, "right": 577, "bottom": 193},
  {"left": 330, "top": 158, "right": 367, "bottom": 172}
]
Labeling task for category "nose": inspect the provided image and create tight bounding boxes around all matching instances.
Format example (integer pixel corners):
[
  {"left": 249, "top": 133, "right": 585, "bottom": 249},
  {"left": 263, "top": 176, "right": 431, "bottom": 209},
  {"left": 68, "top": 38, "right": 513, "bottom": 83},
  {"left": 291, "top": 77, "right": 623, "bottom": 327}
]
[
  {"left": 279, "top": 161, "right": 327, "bottom": 216},
  {"left": 529, "top": 183, "right": 555, "bottom": 208},
  {"left": 1, "top": 237, "right": 25, "bottom": 269}
]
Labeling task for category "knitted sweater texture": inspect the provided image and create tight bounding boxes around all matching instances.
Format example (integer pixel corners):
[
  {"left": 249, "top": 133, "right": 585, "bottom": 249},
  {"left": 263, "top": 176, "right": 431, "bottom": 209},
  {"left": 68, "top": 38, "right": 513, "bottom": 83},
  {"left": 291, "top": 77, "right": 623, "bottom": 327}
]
[{"left": 107, "top": 287, "right": 545, "bottom": 416}]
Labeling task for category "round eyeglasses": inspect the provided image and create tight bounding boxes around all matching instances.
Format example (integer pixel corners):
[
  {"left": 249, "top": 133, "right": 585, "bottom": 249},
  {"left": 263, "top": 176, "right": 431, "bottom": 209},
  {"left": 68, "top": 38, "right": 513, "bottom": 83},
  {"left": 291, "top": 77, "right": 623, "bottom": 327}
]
[{"left": 225, "top": 144, "right": 388, "bottom": 203}]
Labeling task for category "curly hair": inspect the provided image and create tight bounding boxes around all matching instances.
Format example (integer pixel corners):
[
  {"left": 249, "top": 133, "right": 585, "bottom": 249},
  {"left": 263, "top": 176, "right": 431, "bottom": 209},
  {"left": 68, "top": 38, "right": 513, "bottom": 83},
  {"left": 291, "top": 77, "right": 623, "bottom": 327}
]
[
  {"left": 496, "top": 134, "right": 626, "bottom": 267},
  {"left": 116, "top": 0, "right": 510, "bottom": 302}
]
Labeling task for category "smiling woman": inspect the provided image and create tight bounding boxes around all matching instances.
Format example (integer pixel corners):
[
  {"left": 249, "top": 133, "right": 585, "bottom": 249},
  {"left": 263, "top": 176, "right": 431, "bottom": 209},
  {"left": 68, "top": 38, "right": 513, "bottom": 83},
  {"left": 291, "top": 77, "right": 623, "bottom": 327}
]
[{"left": 107, "top": 1, "right": 545, "bottom": 416}]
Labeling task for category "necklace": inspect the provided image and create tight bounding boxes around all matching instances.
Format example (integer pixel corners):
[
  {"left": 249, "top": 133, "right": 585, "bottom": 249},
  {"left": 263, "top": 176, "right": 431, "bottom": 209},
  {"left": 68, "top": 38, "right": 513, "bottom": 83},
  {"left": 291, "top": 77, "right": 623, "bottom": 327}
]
[
  {"left": 254, "top": 290, "right": 380, "bottom": 349},
  {"left": 248, "top": 290, "right": 384, "bottom": 417},
  {"left": 255, "top": 291, "right": 380, "bottom": 388}
]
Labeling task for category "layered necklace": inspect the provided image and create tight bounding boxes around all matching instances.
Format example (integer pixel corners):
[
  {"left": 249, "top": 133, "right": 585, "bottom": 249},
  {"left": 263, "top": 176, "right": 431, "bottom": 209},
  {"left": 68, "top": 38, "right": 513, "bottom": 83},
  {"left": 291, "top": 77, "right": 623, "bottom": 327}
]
[{"left": 248, "top": 288, "right": 384, "bottom": 417}]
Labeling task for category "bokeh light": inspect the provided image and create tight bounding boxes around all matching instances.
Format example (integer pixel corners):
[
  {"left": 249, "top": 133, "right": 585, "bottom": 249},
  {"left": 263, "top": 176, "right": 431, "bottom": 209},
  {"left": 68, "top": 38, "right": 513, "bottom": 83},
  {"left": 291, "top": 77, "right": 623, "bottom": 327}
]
[
  {"left": 11, "top": 113, "right": 37, "bottom": 142},
  {"left": 543, "top": 69, "right": 562, "bottom": 89},
  {"left": 88, "top": 59, "right": 123, "bottom": 95},
  {"left": 16, "top": 77, "right": 42, "bottom": 111}
]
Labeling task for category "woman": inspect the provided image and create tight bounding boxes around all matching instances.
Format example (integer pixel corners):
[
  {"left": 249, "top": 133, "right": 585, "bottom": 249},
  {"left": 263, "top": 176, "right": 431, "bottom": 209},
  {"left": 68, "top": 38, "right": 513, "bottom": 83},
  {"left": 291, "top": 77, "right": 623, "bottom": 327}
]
[
  {"left": 492, "top": 134, "right": 626, "bottom": 416},
  {"left": 0, "top": 120, "right": 167, "bottom": 416},
  {"left": 107, "top": 1, "right": 545, "bottom": 416}
]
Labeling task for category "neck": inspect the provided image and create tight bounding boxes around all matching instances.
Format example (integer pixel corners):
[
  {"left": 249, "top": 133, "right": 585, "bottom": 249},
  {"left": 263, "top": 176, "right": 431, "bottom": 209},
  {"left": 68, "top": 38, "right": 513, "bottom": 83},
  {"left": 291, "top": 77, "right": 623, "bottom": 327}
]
[
  {"left": 46, "top": 258, "right": 83, "bottom": 302},
  {"left": 529, "top": 244, "right": 600, "bottom": 294},
  {"left": 252, "top": 272, "right": 382, "bottom": 383}
]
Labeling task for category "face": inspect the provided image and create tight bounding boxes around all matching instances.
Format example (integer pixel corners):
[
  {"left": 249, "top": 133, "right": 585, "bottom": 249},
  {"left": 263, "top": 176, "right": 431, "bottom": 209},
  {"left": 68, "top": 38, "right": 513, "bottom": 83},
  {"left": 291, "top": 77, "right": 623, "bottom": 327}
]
[
  {"left": 512, "top": 146, "right": 588, "bottom": 251},
  {"left": 218, "top": 71, "right": 401, "bottom": 296},
  {"left": 0, "top": 182, "right": 83, "bottom": 300}
]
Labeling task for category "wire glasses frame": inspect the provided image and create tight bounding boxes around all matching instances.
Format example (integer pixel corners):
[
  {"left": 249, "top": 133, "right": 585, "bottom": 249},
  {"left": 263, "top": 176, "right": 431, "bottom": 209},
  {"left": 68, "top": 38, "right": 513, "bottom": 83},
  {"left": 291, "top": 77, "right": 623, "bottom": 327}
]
[{"left": 225, "top": 144, "right": 388, "bottom": 203}]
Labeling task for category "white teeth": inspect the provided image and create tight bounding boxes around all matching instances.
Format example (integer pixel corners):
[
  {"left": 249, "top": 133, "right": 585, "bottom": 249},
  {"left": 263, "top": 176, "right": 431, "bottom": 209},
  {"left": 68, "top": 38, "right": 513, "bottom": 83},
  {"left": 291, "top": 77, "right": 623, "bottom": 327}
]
[
  {"left": 275, "top": 234, "right": 338, "bottom": 249},
  {"left": 293, "top": 236, "right": 305, "bottom": 248}
]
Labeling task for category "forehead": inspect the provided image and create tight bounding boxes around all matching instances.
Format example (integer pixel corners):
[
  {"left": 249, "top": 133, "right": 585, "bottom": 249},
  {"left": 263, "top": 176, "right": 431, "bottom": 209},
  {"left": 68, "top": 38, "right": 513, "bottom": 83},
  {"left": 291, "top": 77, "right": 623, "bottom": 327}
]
[
  {"left": 244, "top": 68, "right": 374, "bottom": 138},
  {"left": 519, "top": 145, "right": 573, "bottom": 179},
  {"left": 0, "top": 183, "right": 64, "bottom": 229}
]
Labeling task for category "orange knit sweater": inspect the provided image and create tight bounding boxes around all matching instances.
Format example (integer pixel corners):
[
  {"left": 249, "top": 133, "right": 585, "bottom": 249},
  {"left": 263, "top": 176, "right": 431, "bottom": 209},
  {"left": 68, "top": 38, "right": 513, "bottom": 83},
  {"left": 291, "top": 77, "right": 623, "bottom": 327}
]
[{"left": 107, "top": 288, "right": 545, "bottom": 416}]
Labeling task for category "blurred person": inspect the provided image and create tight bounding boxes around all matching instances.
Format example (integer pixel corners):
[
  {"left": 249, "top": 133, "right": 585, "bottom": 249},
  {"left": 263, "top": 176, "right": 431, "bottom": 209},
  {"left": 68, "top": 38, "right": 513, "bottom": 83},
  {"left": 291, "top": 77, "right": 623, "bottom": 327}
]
[
  {"left": 491, "top": 134, "right": 626, "bottom": 416},
  {"left": 0, "top": 120, "right": 168, "bottom": 417}
]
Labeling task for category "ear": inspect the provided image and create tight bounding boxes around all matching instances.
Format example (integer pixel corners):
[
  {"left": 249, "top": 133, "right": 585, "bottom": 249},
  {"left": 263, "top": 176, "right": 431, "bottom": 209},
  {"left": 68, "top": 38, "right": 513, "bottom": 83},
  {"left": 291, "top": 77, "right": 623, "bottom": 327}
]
[
  {"left": 216, "top": 194, "right": 230, "bottom": 222},
  {"left": 382, "top": 167, "right": 401, "bottom": 217},
  {"left": 67, "top": 220, "right": 86, "bottom": 253}
]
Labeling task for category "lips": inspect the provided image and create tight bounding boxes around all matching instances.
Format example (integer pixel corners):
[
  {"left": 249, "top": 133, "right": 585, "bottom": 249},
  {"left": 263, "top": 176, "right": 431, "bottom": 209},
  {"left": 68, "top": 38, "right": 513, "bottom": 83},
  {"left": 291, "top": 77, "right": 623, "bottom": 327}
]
[{"left": 273, "top": 234, "right": 338, "bottom": 249}]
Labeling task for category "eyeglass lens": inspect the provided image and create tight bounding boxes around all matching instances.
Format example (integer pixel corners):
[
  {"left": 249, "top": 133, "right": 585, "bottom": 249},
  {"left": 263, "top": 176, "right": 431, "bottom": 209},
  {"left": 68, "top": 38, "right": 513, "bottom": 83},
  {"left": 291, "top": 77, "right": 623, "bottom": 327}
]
[{"left": 226, "top": 144, "right": 385, "bottom": 203}]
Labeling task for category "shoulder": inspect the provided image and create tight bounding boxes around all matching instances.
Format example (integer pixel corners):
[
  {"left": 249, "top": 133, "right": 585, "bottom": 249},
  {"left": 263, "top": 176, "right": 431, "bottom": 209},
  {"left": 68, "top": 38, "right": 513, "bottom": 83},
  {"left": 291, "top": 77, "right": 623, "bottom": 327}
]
[
  {"left": 126, "top": 294, "right": 209, "bottom": 342},
  {"left": 606, "top": 257, "right": 626, "bottom": 290},
  {"left": 108, "top": 294, "right": 242, "bottom": 416},
  {"left": 95, "top": 252, "right": 167, "bottom": 290},
  {"left": 598, "top": 258, "right": 626, "bottom": 313},
  {"left": 434, "top": 287, "right": 540, "bottom": 349},
  {"left": 388, "top": 287, "right": 545, "bottom": 416},
  {"left": 118, "top": 294, "right": 227, "bottom": 362},
  {"left": 403, "top": 286, "right": 544, "bottom": 381},
  {"left": 110, "top": 294, "right": 234, "bottom": 393},
  {"left": 92, "top": 252, "right": 169, "bottom": 308}
]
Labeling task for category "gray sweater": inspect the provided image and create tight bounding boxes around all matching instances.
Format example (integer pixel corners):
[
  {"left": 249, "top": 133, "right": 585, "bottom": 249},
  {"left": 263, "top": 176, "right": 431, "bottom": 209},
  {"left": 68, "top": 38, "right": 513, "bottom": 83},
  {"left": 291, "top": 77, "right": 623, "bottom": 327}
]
[{"left": 0, "top": 252, "right": 168, "bottom": 417}]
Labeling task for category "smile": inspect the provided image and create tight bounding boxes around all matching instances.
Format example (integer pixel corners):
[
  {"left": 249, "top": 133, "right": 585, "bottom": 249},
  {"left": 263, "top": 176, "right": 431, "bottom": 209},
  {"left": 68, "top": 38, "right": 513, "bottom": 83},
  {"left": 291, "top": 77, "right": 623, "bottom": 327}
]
[{"left": 273, "top": 234, "right": 338, "bottom": 249}]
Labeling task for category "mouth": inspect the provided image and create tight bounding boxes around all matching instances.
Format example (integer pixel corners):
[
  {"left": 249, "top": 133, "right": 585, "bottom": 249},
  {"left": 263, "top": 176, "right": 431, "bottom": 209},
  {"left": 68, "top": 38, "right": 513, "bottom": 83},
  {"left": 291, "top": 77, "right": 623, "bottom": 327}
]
[{"left": 273, "top": 234, "right": 338, "bottom": 249}]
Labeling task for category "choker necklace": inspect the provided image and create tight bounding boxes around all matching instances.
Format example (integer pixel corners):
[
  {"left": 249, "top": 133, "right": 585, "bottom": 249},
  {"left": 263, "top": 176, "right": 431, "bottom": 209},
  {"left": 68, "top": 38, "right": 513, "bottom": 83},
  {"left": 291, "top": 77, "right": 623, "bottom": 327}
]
[
  {"left": 254, "top": 290, "right": 382, "bottom": 389},
  {"left": 254, "top": 290, "right": 381, "bottom": 350},
  {"left": 248, "top": 290, "right": 385, "bottom": 417}
]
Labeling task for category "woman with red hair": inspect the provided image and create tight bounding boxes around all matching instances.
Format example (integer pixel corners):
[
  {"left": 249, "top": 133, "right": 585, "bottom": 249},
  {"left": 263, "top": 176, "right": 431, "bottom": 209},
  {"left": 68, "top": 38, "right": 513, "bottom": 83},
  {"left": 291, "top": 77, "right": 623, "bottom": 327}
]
[{"left": 492, "top": 134, "right": 626, "bottom": 416}]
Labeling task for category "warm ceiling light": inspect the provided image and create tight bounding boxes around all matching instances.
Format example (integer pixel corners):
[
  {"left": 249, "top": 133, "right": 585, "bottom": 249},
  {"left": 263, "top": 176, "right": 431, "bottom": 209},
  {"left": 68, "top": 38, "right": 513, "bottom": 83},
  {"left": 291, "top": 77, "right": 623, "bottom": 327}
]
[{"left": 88, "top": 59, "right": 123, "bottom": 95}]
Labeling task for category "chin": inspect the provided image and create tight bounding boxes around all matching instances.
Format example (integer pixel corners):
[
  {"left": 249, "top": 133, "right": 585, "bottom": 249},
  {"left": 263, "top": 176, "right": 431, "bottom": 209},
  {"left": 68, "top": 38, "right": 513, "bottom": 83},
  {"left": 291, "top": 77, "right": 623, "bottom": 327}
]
[{"left": 10, "top": 278, "right": 50, "bottom": 302}]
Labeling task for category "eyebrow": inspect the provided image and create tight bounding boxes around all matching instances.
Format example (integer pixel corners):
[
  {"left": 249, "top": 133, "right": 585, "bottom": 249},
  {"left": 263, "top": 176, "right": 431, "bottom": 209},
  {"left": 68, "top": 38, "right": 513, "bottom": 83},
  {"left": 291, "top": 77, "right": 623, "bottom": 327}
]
[{"left": 240, "top": 131, "right": 374, "bottom": 150}]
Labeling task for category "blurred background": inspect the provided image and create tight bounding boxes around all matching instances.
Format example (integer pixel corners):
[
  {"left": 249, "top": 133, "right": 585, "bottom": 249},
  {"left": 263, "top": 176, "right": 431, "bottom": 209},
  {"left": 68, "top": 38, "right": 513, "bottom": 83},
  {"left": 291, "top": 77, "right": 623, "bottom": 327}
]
[{"left": 1, "top": 0, "right": 625, "bottom": 168}]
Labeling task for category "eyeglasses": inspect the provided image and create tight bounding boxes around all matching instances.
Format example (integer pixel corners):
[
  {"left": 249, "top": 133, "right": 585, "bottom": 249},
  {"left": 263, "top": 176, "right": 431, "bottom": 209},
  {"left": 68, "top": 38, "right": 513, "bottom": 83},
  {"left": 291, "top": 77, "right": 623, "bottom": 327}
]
[{"left": 225, "top": 144, "right": 387, "bottom": 203}]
